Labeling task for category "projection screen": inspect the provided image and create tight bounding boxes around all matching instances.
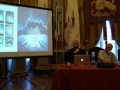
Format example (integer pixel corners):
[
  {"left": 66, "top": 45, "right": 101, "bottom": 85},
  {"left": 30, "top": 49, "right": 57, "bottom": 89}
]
[{"left": 0, "top": 2, "right": 53, "bottom": 58}]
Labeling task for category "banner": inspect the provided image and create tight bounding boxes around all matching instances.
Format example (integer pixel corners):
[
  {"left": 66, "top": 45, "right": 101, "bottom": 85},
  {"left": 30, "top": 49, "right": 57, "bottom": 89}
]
[
  {"left": 64, "top": 4, "right": 71, "bottom": 50},
  {"left": 55, "top": 6, "right": 60, "bottom": 50},
  {"left": 85, "top": 0, "right": 120, "bottom": 21}
]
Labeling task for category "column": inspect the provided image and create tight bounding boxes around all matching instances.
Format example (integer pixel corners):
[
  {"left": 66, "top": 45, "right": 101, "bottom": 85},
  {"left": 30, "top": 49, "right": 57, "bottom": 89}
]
[{"left": 10, "top": 58, "right": 28, "bottom": 77}]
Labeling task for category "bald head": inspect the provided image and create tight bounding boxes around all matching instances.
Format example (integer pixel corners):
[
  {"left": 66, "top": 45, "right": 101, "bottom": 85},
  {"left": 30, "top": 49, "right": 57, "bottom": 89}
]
[
  {"left": 105, "top": 43, "right": 113, "bottom": 52},
  {"left": 72, "top": 40, "right": 79, "bottom": 48}
]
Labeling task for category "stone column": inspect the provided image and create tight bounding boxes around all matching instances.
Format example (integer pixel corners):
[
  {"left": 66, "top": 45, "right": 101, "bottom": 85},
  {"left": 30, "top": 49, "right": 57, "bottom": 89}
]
[
  {"left": 10, "top": 58, "right": 28, "bottom": 77},
  {"left": 0, "top": 59, "right": 8, "bottom": 78}
]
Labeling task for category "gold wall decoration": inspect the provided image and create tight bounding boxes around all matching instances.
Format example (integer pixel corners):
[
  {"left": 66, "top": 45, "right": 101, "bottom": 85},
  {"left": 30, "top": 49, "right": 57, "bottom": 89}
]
[
  {"left": 0, "top": 0, "right": 38, "bottom": 6},
  {"left": 48, "top": 0, "right": 52, "bottom": 8},
  {"left": 0, "top": 0, "right": 19, "bottom": 4}
]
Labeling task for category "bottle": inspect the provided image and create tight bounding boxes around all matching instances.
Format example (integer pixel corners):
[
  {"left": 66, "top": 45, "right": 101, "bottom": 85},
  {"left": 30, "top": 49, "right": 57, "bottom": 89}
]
[
  {"left": 91, "top": 52, "right": 95, "bottom": 65},
  {"left": 91, "top": 56, "right": 95, "bottom": 65}
]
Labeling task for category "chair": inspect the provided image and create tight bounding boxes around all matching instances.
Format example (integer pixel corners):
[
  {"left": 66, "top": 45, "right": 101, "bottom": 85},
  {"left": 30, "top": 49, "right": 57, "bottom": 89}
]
[
  {"left": 88, "top": 47, "right": 104, "bottom": 62},
  {"left": 118, "top": 49, "right": 120, "bottom": 61}
]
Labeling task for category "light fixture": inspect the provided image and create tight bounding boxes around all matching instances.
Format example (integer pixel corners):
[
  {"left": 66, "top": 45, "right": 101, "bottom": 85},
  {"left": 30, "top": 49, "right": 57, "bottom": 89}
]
[{"left": 71, "top": 9, "right": 75, "bottom": 26}]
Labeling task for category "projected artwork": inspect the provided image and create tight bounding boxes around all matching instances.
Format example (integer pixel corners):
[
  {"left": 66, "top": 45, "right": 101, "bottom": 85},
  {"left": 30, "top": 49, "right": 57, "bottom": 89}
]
[
  {"left": 0, "top": 3, "right": 53, "bottom": 57},
  {"left": 18, "top": 8, "right": 48, "bottom": 52},
  {"left": 5, "top": 11, "right": 14, "bottom": 24},
  {"left": 5, "top": 37, "right": 13, "bottom": 47},
  {"left": 0, "top": 24, "right": 4, "bottom": 36},
  {"left": 5, "top": 25, "right": 14, "bottom": 36},
  {"left": 0, "top": 37, "right": 4, "bottom": 47},
  {"left": 0, "top": 24, "right": 4, "bottom": 47},
  {"left": 0, "top": 10, "right": 4, "bottom": 23}
]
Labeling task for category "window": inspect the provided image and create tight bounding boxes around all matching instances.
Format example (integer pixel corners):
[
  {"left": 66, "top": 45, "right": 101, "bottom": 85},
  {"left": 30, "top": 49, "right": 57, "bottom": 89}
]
[{"left": 96, "top": 20, "right": 119, "bottom": 60}]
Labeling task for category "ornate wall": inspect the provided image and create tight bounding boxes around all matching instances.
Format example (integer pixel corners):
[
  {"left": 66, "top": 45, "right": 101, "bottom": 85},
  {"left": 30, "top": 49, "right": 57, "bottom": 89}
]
[{"left": 0, "top": 0, "right": 38, "bottom": 6}]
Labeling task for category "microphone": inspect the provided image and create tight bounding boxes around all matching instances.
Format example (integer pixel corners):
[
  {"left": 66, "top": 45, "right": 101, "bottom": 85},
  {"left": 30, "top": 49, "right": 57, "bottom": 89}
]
[
  {"left": 74, "top": 46, "right": 79, "bottom": 50},
  {"left": 73, "top": 46, "right": 80, "bottom": 54}
]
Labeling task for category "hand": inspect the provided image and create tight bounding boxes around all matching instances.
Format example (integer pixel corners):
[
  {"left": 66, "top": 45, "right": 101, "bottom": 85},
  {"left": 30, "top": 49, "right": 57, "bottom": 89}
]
[
  {"left": 80, "top": 46, "right": 84, "bottom": 49},
  {"left": 74, "top": 48, "right": 80, "bottom": 54},
  {"left": 103, "top": 59, "right": 113, "bottom": 63}
]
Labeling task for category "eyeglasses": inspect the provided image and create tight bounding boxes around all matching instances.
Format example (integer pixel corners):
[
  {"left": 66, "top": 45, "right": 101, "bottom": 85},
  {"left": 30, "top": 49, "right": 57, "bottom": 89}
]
[{"left": 105, "top": 46, "right": 111, "bottom": 49}]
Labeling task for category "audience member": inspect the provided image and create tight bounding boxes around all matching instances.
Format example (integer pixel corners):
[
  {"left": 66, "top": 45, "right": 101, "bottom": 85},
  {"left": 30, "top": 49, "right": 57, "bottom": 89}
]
[
  {"left": 64, "top": 40, "right": 86, "bottom": 63},
  {"left": 98, "top": 43, "right": 116, "bottom": 63}
]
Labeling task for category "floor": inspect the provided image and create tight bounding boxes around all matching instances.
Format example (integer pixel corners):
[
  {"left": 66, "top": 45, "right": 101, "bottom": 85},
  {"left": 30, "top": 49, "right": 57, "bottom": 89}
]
[{"left": 0, "top": 71, "right": 54, "bottom": 90}]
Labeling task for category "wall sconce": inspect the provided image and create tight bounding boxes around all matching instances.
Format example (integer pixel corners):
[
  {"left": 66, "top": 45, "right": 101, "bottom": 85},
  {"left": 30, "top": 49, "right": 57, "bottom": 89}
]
[{"left": 71, "top": 9, "right": 75, "bottom": 26}]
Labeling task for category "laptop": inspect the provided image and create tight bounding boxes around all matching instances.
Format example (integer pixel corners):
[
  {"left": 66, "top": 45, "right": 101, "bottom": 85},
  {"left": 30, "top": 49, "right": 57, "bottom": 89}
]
[{"left": 74, "top": 55, "right": 90, "bottom": 65}]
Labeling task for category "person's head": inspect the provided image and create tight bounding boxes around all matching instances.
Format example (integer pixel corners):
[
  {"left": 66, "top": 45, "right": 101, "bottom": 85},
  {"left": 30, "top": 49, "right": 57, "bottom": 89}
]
[
  {"left": 72, "top": 40, "right": 79, "bottom": 48},
  {"left": 105, "top": 43, "right": 113, "bottom": 52}
]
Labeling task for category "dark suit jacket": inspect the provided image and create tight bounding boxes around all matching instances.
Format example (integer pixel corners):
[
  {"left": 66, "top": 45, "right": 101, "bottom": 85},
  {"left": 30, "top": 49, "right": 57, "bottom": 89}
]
[{"left": 64, "top": 47, "right": 86, "bottom": 63}]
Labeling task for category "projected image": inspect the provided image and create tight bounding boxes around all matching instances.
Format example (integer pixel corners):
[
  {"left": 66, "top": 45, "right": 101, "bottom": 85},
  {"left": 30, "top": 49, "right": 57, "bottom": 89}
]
[
  {"left": 5, "top": 37, "right": 13, "bottom": 47},
  {"left": 0, "top": 10, "right": 4, "bottom": 23},
  {"left": 5, "top": 24, "right": 14, "bottom": 36},
  {"left": 0, "top": 24, "right": 4, "bottom": 36},
  {"left": 5, "top": 11, "right": 14, "bottom": 24},
  {"left": 18, "top": 8, "right": 48, "bottom": 52},
  {"left": 0, "top": 3, "right": 53, "bottom": 57},
  {"left": 0, "top": 37, "right": 4, "bottom": 47}
]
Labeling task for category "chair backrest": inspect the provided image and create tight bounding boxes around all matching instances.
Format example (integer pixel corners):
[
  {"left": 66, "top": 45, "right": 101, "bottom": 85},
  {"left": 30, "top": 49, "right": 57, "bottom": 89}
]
[
  {"left": 88, "top": 47, "right": 104, "bottom": 62},
  {"left": 118, "top": 49, "right": 120, "bottom": 61}
]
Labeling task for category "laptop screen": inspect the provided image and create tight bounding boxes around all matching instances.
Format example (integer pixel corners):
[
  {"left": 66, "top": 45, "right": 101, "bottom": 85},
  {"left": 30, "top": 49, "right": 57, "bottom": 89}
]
[{"left": 74, "top": 55, "right": 90, "bottom": 65}]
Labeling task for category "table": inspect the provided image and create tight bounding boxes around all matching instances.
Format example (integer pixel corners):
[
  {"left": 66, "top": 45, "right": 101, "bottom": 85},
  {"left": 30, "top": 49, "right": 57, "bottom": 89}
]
[{"left": 52, "top": 63, "right": 120, "bottom": 90}]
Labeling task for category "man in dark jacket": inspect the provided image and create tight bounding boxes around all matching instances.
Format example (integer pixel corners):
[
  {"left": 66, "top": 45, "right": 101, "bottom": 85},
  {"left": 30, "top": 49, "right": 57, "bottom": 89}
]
[{"left": 64, "top": 40, "right": 86, "bottom": 63}]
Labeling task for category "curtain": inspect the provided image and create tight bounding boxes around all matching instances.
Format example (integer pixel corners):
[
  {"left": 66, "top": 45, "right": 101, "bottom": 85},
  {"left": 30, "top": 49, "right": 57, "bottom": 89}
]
[
  {"left": 77, "top": 0, "right": 85, "bottom": 47},
  {"left": 85, "top": 21, "right": 102, "bottom": 49},
  {"left": 113, "top": 21, "right": 120, "bottom": 46},
  {"left": 78, "top": 0, "right": 102, "bottom": 50}
]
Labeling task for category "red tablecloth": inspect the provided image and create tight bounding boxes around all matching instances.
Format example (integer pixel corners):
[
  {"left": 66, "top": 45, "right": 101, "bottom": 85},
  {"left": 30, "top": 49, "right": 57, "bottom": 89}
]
[{"left": 52, "top": 63, "right": 120, "bottom": 90}]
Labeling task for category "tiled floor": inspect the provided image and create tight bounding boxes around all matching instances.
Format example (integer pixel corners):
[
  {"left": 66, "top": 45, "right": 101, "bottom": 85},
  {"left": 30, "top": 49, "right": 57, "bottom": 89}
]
[{"left": 0, "top": 71, "right": 53, "bottom": 90}]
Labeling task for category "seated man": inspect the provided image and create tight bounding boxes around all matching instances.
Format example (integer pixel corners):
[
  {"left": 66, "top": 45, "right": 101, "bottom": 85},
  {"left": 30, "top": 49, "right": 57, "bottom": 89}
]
[
  {"left": 98, "top": 43, "right": 116, "bottom": 63},
  {"left": 64, "top": 40, "right": 86, "bottom": 63}
]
